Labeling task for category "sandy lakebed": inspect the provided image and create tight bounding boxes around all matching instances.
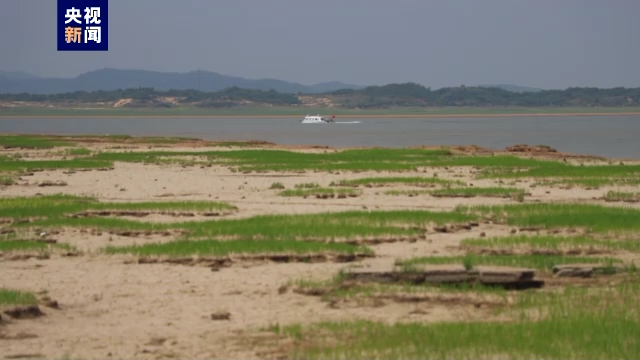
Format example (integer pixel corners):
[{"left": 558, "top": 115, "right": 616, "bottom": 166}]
[{"left": 1, "top": 136, "right": 640, "bottom": 359}]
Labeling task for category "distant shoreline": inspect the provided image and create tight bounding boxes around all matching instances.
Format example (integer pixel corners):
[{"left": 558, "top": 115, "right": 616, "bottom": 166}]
[{"left": 2, "top": 112, "right": 640, "bottom": 119}]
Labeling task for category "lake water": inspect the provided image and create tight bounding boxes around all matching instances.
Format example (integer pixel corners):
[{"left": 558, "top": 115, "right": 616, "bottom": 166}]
[{"left": 1, "top": 115, "right": 639, "bottom": 159}]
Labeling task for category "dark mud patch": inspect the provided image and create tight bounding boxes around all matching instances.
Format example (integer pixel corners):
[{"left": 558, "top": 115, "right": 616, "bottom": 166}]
[
  {"left": 340, "top": 265, "right": 545, "bottom": 290},
  {"left": 37, "top": 180, "right": 68, "bottom": 187},
  {"left": 0, "top": 253, "right": 51, "bottom": 261},
  {"left": 342, "top": 235, "right": 426, "bottom": 246},
  {"left": 294, "top": 282, "right": 508, "bottom": 309},
  {"left": 0, "top": 332, "right": 39, "bottom": 340},
  {"left": 301, "top": 193, "right": 360, "bottom": 199},
  {"left": 126, "top": 252, "right": 373, "bottom": 270},
  {"left": 602, "top": 197, "right": 640, "bottom": 203},
  {"left": 104, "top": 229, "right": 189, "bottom": 238},
  {"left": 69, "top": 210, "right": 234, "bottom": 219},
  {"left": 431, "top": 222, "right": 480, "bottom": 233},
  {"left": 2, "top": 305, "right": 44, "bottom": 320}
]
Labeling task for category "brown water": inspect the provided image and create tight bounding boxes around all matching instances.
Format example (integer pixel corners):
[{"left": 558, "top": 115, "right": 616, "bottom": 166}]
[{"left": 1, "top": 115, "right": 639, "bottom": 159}]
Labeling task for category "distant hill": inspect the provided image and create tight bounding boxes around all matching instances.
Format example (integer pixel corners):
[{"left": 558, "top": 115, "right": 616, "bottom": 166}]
[
  {"left": 0, "top": 70, "right": 41, "bottom": 81},
  {"left": 0, "top": 68, "right": 364, "bottom": 94},
  {"left": 479, "top": 84, "right": 543, "bottom": 93}
]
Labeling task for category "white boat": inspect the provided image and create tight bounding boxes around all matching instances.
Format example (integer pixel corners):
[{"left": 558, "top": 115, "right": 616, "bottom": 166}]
[{"left": 300, "top": 114, "right": 336, "bottom": 124}]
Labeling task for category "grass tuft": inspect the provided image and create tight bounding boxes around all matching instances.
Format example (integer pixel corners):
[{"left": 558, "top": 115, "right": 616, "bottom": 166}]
[
  {"left": 279, "top": 188, "right": 361, "bottom": 197},
  {"left": 332, "top": 176, "right": 464, "bottom": 187},
  {"left": 0, "top": 289, "right": 38, "bottom": 306}
]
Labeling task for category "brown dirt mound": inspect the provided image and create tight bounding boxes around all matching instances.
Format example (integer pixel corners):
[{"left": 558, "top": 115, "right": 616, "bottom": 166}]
[
  {"left": 450, "top": 144, "right": 495, "bottom": 154},
  {"left": 506, "top": 144, "right": 558, "bottom": 153}
]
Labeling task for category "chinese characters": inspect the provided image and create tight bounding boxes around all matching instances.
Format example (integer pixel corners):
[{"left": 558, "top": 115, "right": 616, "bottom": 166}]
[{"left": 64, "top": 6, "right": 102, "bottom": 44}]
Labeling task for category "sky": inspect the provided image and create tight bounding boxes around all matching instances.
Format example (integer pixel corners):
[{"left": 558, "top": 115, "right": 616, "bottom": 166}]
[{"left": 2, "top": 0, "right": 640, "bottom": 89}]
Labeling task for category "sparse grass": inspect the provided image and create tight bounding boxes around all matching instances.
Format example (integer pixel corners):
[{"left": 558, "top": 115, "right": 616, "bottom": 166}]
[
  {"left": 292, "top": 273, "right": 508, "bottom": 303},
  {"left": 490, "top": 163, "right": 640, "bottom": 179},
  {"left": 91, "top": 148, "right": 452, "bottom": 172},
  {"left": 279, "top": 188, "right": 362, "bottom": 197},
  {"left": 331, "top": 176, "right": 464, "bottom": 187},
  {"left": 459, "top": 203, "right": 640, "bottom": 233},
  {"left": 426, "top": 155, "right": 559, "bottom": 168},
  {"left": 398, "top": 254, "right": 622, "bottom": 272},
  {"left": 294, "top": 182, "right": 320, "bottom": 189},
  {"left": 104, "top": 239, "right": 372, "bottom": 257},
  {"left": 269, "top": 182, "right": 285, "bottom": 189},
  {"left": 15, "top": 209, "right": 476, "bottom": 241},
  {"left": 0, "top": 239, "right": 74, "bottom": 253},
  {"left": 0, "top": 240, "right": 52, "bottom": 252},
  {"left": 431, "top": 187, "right": 525, "bottom": 200},
  {"left": 272, "top": 282, "right": 640, "bottom": 359},
  {"left": 66, "top": 148, "right": 92, "bottom": 156},
  {"left": 0, "top": 175, "right": 14, "bottom": 185},
  {"left": 533, "top": 177, "right": 640, "bottom": 188},
  {"left": 0, "top": 156, "right": 112, "bottom": 172},
  {"left": 461, "top": 235, "right": 640, "bottom": 253},
  {"left": 603, "top": 191, "right": 640, "bottom": 202},
  {"left": 0, "top": 289, "right": 38, "bottom": 306},
  {"left": 0, "top": 135, "right": 71, "bottom": 149},
  {"left": 0, "top": 194, "right": 237, "bottom": 220}
]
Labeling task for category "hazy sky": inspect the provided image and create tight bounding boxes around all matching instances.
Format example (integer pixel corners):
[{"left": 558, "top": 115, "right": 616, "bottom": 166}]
[{"left": 2, "top": 0, "right": 640, "bottom": 89}]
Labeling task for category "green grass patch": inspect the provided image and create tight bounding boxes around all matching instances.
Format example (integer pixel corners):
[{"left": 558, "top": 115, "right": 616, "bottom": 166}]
[
  {"left": 534, "top": 177, "right": 640, "bottom": 188},
  {"left": 272, "top": 282, "right": 640, "bottom": 359},
  {"left": 603, "top": 191, "right": 640, "bottom": 202},
  {"left": 0, "top": 194, "right": 237, "bottom": 220},
  {"left": 459, "top": 203, "right": 640, "bottom": 233},
  {"left": 0, "top": 239, "right": 73, "bottom": 253},
  {"left": 66, "top": 148, "right": 92, "bottom": 156},
  {"left": 0, "top": 156, "right": 112, "bottom": 172},
  {"left": 0, "top": 289, "right": 38, "bottom": 306},
  {"left": 105, "top": 239, "right": 372, "bottom": 257},
  {"left": 0, "top": 240, "right": 51, "bottom": 252},
  {"left": 0, "top": 135, "right": 71, "bottom": 149},
  {"left": 492, "top": 164, "right": 640, "bottom": 179},
  {"left": 90, "top": 148, "right": 451, "bottom": 172},
  {"left": 431, "top": 187, "right": 525, "bottom": 200},
  {"left": 279, "top": 188, "right": 362, "bottom": 197},
  {"left": 461, "top": 235, "right": 640, "bottom": 253},
  {"left": 398, "top": 254, "right": 621, "bottom": 272},
  {"left": 15, "top": 209, "right": 476, "bottom": 241},
  {"left": 331, "top": 176, "right": 464, "bottom": 187},
  {"left": 426, "top": 155, "right": 559, "bottom": 168}
]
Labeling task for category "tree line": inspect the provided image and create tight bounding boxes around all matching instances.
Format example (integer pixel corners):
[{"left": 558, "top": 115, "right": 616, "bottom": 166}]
[
  {"left": 0, "top": 87, "right": 301, "bottom": 108},
  {"left": 329, "top": 83, "right": 640, "bottom": 107},
  {"left": 1, "top": 83, "right": 640, "bottom": 107}
]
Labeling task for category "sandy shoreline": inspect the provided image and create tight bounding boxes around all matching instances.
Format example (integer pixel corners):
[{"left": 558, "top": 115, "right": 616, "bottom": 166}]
[{"left": 2, "top": 112, "right": 640, "bottom": 119}]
